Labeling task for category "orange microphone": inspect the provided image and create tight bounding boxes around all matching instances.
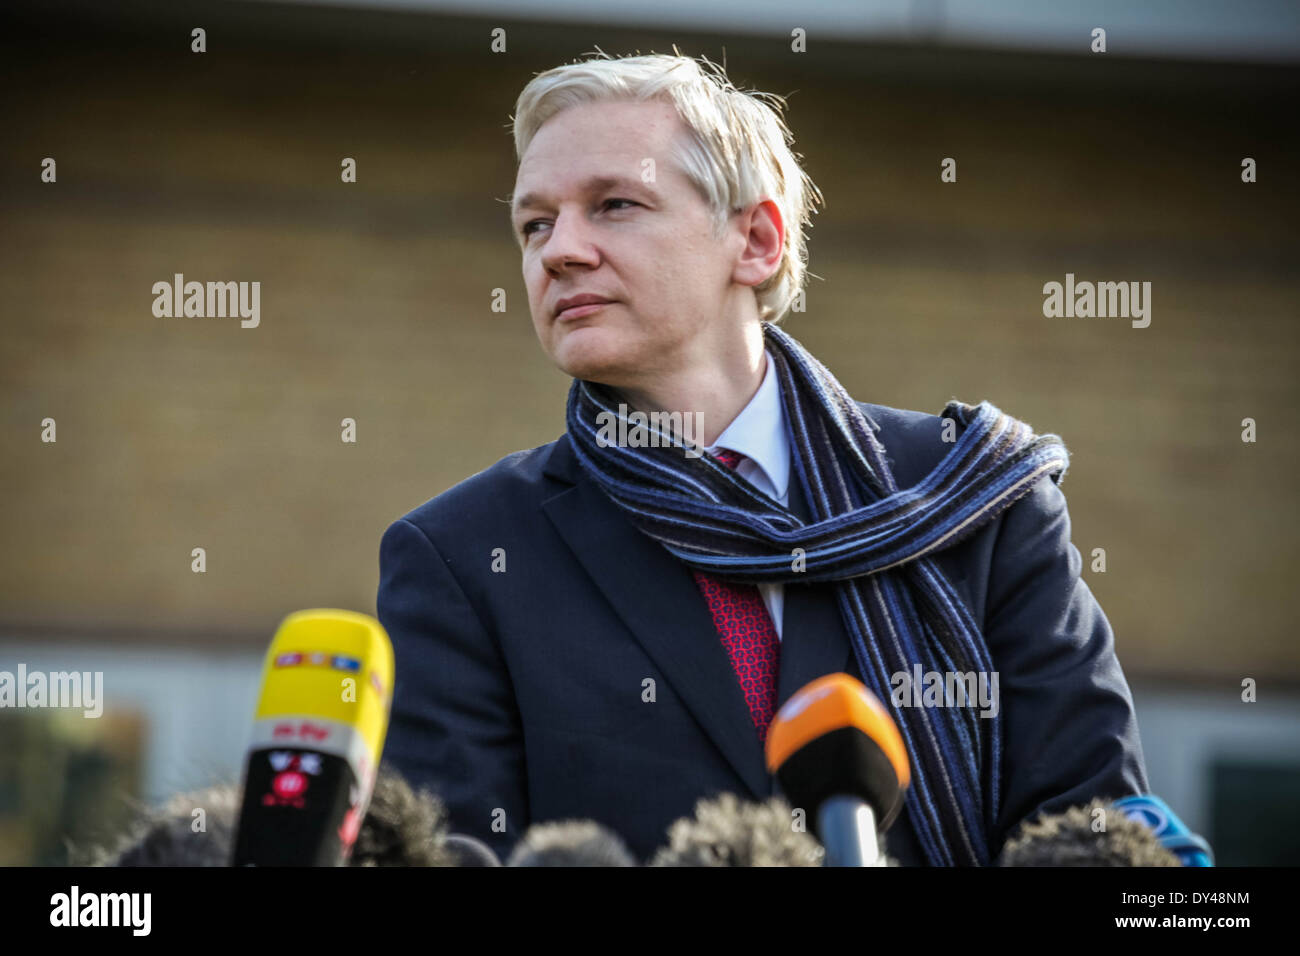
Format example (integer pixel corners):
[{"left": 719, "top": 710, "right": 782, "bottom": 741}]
[{"left": 766, "top": 673, "right": 911, "bottom": 866}]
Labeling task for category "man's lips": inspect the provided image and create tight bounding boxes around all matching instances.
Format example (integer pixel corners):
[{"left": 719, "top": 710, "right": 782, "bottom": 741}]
[
  {"left": 554, "top": 294, "right": 615, "bottom": 320},
  {"left": 556, "top": 301, "right": 611, "bottom": 321}
]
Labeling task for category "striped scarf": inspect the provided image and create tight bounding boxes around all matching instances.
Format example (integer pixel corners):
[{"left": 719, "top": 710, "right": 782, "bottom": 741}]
[{"left": 565, "top": 321, "right": 1070, "bottom": 865}]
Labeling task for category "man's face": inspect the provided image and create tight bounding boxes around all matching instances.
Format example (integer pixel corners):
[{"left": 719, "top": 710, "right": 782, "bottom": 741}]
[{"left": 511, "top": 99, "right": 748, "bottom": 391}]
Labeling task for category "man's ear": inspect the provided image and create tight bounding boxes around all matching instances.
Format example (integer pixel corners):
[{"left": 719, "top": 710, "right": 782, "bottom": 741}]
[{"left": 731, "top": 199, "right": 785, "bottom": 289}]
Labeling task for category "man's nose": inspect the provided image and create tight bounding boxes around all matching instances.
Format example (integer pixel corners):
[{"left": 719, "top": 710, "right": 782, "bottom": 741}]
[{"left": 542, "top": 210, "right": 600, "bottom": 275}]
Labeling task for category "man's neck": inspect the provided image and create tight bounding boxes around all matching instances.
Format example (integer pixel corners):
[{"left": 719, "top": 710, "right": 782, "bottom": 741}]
[{"left": 615, "top": 324, "right": 767, "bottom": 448}]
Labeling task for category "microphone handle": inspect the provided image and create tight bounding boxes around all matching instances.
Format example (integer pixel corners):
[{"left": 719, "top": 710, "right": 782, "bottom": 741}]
[{"left": 817, "top": 796, "right": 881, "bottom": 866}]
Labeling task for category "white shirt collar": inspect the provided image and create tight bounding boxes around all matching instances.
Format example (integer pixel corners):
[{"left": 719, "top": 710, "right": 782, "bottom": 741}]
[{"left": 707, "top": 349, "right": 790, "bottom": 502}]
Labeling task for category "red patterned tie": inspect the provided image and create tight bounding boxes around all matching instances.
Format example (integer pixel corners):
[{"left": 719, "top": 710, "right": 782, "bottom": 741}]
[{"left": 691, "top": 449, "right": 781, "bottom": 744}]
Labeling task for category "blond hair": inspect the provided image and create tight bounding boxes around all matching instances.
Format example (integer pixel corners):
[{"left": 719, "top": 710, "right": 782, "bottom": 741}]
[{"left": 511, "top": 51, "right": 823, "bottom": 324}]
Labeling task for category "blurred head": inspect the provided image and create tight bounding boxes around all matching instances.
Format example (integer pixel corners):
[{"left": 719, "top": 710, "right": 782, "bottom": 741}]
[{"left": 509, "top": 52, "right": 822, "bottom": 389}]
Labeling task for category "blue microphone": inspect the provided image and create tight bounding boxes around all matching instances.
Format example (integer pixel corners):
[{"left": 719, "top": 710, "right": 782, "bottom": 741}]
[{"left": 1113, "top": 794, "right": 1214, "bottom": 866}]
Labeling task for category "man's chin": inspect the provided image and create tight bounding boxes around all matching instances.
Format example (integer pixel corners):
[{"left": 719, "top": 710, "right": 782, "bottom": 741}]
[{"left": 550, "top": 328, "right": 637, "bottom": 385}]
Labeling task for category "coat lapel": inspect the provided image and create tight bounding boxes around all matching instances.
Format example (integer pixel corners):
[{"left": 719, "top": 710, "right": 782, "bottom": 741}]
[{"left": 541, "top": 435, "right": 771, "bottom": 799}]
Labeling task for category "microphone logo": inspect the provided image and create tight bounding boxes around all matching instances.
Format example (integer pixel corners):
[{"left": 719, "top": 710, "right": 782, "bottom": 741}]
[
  {"left": 271, "top": 771, "right": 308, "bottom": 804},
  {"left": 261, "top": 751, "right": 323, "bottom": 808}
]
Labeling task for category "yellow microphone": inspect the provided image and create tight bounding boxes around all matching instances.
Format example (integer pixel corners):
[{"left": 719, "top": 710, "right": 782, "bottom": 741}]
[{"left": 231, "top": 609, "right": 394, "bottom": 866}]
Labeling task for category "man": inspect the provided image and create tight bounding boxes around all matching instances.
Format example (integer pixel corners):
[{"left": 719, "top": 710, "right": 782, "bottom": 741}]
[{"left": 377, "top": 52, "right": 1148, "bottom": 865}]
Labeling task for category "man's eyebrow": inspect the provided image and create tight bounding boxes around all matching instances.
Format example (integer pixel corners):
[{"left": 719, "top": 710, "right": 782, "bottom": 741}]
[{"left": 510, "top": 175, "right": 655, "bottom": 217}]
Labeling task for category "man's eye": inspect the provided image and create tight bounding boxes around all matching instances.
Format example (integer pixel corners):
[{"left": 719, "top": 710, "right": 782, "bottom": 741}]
[{"left": 520, "top": 200, "right": 638, "bottom": 239}]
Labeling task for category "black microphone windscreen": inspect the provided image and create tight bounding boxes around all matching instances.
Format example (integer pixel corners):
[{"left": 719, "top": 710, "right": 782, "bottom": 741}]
[
  {"left": 95, "top": 783, "right": 240, "bottom": 867},
  {"left": 443, "top": 833, "right": 502, "bottom": 867},
  {"left": 998, "top": 798, "right": 1182, "bottom": 867},
  {"left": 649, "top": 793, "right": 825, "bottom": 867},
  {"left": 506, "top": 820, "right": 637, "bottom": 866},
  {"left": 349, "top": 763, "right": 456, "bottom": 867}
]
